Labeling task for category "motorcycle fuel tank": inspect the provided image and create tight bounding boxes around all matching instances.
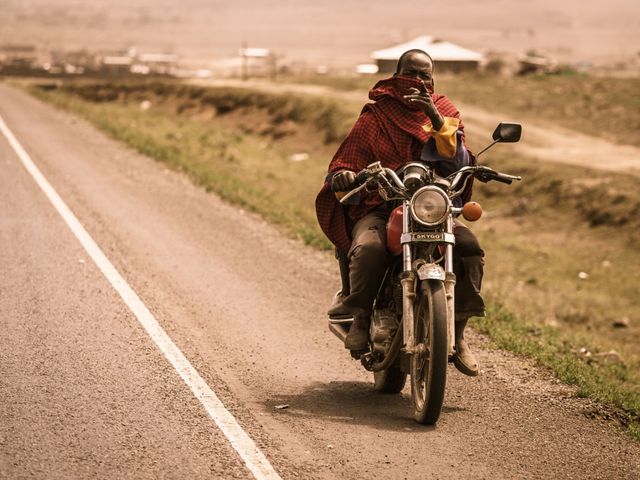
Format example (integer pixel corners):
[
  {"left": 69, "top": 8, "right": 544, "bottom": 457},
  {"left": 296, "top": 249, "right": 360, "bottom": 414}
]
[{"left": 386, "top": 206, "right": 403, "bottom": 256}]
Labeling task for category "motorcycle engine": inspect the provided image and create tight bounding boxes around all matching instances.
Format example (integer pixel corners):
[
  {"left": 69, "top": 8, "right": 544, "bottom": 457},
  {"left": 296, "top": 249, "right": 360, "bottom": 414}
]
[{"left": 370, "top": 308, "right": 400, "bottom": 355}]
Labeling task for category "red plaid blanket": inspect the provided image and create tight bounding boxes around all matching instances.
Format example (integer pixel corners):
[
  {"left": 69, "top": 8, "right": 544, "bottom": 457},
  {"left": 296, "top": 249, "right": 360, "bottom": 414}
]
[{"left": 315, "top": 75, "right": 470, "bottom": 253}]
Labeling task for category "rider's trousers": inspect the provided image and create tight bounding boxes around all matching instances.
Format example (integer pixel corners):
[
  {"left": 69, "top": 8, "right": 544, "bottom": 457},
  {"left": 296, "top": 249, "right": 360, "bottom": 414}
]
[{"left": 341, "top": 211, "right": 485, "bottom": 318}]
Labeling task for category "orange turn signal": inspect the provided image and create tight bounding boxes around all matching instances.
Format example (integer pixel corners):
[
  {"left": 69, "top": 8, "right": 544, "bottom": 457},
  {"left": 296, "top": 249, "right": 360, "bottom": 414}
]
[{"left": 462, "top": 202, "right": 483, "bottom": 221}]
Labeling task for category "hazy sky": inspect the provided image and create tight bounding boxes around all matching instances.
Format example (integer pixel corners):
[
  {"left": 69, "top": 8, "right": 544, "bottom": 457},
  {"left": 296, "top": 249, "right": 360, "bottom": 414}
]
[{"left": 1, "top": 0, "right": 638, "bottom": 67}]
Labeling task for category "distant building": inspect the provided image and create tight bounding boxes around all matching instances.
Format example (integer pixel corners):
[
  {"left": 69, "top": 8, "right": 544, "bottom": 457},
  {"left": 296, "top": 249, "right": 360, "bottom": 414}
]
[
  {"left": 100, "top": 55, "right": 133, "bottom": 74},
  {"left": 98, "top": 49, "right": 178, "bottom": 76},
  {"left": 237, "top": 46, "right": 276, "bottom": 79},
  {"left": 136, "top": 53, "right": 178, "bottom": 75},
  {"left": 356, "top": 63, "right": 379, "bottom": 75},
  {"left": 0, "top": 44, "right": 38, "bottom": 68},
  {"left": 50, "top": 49, "right": 98, "bottom": 74},
  {"left": 518, "top": 52, "right": 558, "bottom": 75},
  {"left": 371, "top": 36, "right": 483, "bottom": 73}
]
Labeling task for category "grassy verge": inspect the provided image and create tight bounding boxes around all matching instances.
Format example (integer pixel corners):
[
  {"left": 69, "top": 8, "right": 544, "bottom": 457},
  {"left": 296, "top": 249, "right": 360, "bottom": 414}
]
[
  {"left": 29, "top": 81, "right": 351, "bottom": 249},
  {"left": 28, "top": 80, "right": 640, "bottom": 439},
  {"left": 475, "top": 305, "right": 638, "bottom": 429}
]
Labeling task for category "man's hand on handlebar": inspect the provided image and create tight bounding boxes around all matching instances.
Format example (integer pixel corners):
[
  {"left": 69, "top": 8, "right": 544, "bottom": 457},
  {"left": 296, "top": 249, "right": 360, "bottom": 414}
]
[
  {"left": 472, "top": 167, "right": 520, "bottom": 185},
  {"left": 331, "top": 170, "right": 357, "bottom": 192}
]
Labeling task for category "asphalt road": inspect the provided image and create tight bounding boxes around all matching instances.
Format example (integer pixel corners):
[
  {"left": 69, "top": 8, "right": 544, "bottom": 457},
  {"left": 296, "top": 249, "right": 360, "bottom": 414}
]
[{"left": 1, "top": 82, "right": 638, "bottom": 479}]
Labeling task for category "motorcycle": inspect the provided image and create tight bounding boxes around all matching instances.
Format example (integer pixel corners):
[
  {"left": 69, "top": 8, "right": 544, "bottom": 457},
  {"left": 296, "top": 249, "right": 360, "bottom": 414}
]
[{"left": 328, "top": 122, "right": 522, "bottom": 424}]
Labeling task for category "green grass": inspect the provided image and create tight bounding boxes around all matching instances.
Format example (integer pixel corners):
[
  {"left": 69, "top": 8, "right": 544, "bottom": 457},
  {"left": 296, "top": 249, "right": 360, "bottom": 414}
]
[
  {"left": 29, "top": 79, "right": 640, "bottom": 440},
  {"left": 473, "top": 304, "right": 639, "bottom": 436},
  {"left": 469, "top": 150, "right": 640, "bottom": 439}
]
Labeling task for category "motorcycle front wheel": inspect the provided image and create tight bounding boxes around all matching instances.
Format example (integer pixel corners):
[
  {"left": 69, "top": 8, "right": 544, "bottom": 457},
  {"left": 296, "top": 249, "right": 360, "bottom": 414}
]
[
  {"left": 411, "top": 280, "right": 448, "bottom": 424},
  {"left": 373, "top": 365, "right": 407, "bottom": 394}
]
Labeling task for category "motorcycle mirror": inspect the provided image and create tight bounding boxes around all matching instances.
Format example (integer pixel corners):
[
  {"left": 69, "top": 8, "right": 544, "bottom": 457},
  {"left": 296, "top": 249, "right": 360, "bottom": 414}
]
[
  {"left": 492, "top": 122, "right": 522, "bottom": 143},
  {"left": 476, "top": 122, "right": 523, "bottom": 158}
]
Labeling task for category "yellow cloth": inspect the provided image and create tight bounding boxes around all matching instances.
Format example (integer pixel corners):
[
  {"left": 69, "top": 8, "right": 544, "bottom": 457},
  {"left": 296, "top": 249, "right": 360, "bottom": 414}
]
[
  {"left": 422, "top": 117, "right": 460, "bottom": 159},
  {"left": 335, "top": 191, "right": 347, "bottom": 200}
]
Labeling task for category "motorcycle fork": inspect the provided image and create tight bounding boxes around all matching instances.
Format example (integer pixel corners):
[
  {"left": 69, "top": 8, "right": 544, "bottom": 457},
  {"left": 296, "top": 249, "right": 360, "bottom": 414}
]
[
  {"left": 444, "top": 215, "right": 456, "bottom": 357},
  {"left": 401, "top": 201, "right": 417, "bottom": 350},
  {"left": 401, "top": 208, "right": 456, "bottom": 357}
]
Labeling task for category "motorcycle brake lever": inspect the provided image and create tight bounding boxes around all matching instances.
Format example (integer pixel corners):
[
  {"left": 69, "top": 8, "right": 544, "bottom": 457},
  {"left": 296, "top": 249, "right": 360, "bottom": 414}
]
[
  {"left": 475, "top": 171, "right": 493, "bottom": 183},
  {"left": 339, "top": 181, "right": 370, "bottom": 204}
]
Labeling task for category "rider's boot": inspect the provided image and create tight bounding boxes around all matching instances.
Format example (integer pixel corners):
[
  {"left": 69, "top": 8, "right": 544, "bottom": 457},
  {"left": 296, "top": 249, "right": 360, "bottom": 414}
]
[
  {"left": 453, "top": 317, "right": 479, "bottom": 376},
  {"left": 344, "top": 313, "right": 371, "bottom": 351}
]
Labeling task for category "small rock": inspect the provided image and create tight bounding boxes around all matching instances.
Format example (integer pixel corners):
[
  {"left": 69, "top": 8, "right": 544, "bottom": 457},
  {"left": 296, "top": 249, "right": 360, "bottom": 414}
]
[
  {"left": 579, "top": 347, "right": 592, "bottom": 358},
  {"left": 612, "top": 317, "right": 630, "bottom": 328},
  {"left": 594, "top": 350, "right": 625, "bottom": 365},
  {"left": 578, "top": 271, "right": 589, "bottom": 280},
  {"left": 140, "top": 100, "right": 152, "bottom": 111},
  {"left": 274, "top": 404, "right": 289, "bottom": 410},
  {"left": 290, "top": 152, "right": 309, "bottom": 162},
  {"left": 326, "top": 444, "right": 334, "bottom": 449}
]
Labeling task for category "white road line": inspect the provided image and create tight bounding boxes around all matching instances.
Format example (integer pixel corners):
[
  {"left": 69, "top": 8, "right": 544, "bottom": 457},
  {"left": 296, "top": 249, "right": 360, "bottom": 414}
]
[{"left": 0, "top": 114, "right": 282, "bottom": 480}]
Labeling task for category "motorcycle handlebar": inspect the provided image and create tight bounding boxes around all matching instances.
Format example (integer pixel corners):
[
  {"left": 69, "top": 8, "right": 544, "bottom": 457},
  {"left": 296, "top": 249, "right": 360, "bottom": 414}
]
[
  {"left": 339, "top": 163, "right": 521, "bottom": 204},
  {"left": 355, "top": 170, "right": 369, "bottom": 186},
  {"left": 339, "top": 162, "right": 398, "bottom": 204},
  {"left": 467, "top": 167, "right": 521, "bottom": 185},
  {"left": 491, "top": 172, "right": 521, "bottom": 184}
]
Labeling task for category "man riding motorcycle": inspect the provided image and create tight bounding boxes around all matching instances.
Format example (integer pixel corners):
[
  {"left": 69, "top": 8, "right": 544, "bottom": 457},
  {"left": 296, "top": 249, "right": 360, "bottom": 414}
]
[{"left": 315, "top": 49, "right": 484, "bottom": 376}]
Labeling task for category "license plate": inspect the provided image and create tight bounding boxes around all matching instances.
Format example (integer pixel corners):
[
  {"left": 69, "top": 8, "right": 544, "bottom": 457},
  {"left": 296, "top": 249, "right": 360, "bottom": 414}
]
[
  {"left": 412, "top": 232, "right": 444, "bottom": 241},
  {"left": 400, "top": 232, "right": 455, "bottom": 244},
  {"left": 417, "top": 263, "right": 446, "bottom": 281}
]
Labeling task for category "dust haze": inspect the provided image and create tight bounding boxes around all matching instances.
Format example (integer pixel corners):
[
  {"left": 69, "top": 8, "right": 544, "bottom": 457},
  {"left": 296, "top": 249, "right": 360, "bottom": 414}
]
[{"left": 1, "top": 0, "right": 639, "bottom": 68}]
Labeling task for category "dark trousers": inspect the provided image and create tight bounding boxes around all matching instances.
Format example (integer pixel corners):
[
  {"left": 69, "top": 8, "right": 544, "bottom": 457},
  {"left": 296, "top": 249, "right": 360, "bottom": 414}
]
[{"left": 340, "top": 212, "right": 485, "bottom": 319}]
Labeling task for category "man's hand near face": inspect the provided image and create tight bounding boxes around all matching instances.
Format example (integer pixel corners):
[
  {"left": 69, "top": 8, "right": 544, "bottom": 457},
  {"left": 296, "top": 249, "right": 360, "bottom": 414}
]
[{"left": 403, "top": 82, "right": 445, "bottom": 131}]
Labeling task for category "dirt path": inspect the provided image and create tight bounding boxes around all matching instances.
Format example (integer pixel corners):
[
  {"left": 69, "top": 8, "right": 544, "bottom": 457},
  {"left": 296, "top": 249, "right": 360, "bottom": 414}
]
[
  {"left": 190, "top": 78, "right": 640, "bottom": 176},
  {"left": 1, "top": 82, "right": 639, "bottom": 479}
]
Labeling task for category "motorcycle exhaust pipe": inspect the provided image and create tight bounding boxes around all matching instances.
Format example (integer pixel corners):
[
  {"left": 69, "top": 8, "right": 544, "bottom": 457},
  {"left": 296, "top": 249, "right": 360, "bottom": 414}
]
[
  {"left": 369, "top": 323, "right": 404, "bottom": 372},
  {"left": 328, "top": 318, "right": 352, "bottom": 343}
]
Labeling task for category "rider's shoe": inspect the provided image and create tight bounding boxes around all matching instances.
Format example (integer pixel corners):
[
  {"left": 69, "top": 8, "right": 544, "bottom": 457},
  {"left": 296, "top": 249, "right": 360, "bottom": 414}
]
[
  {"left": 328, "top": 292, "right": 362, "bottom": 319},
  {"left": 344, "top": 315, "right": 370, "bottom": 351},
  {"left": 453, "top": 318, "right": 479, "bottom": 377},
  {"left": 453, "top": 339, "right": 479, "bottom": 376}
]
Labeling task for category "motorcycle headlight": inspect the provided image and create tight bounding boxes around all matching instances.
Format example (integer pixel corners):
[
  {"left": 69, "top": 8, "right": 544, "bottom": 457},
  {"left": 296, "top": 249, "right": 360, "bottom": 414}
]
[{"left": 410, "top": 186, "right": 450, "bottom": 226}]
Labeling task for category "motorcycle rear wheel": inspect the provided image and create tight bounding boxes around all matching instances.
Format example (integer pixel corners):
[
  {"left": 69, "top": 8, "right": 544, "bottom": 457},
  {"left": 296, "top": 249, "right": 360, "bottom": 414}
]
[
  {"left": 373, "top": 366, "right": 407, "bottom": 394},
  {"left": 411, "top": 280, "right": 448, "bottom": 424}
]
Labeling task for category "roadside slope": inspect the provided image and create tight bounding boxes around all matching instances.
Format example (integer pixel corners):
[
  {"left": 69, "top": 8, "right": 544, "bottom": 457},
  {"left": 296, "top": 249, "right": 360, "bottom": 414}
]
[{"left": 189, "top": 78, "right": 640, "bottom": 175}]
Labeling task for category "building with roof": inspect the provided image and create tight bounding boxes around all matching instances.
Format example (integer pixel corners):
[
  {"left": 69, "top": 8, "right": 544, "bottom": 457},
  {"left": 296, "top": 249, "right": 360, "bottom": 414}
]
[
  {"left": 136, "top": 53, "right": 178, "bottom": 75},
  {"left": 371, "top": 36, "right": 483, "bottom": 73},
  {"left": 236, "top": 46, "right": 276, "bottom": 79},
  {"left": 0, "top": 44, "right": 38, "bottom": 69}
]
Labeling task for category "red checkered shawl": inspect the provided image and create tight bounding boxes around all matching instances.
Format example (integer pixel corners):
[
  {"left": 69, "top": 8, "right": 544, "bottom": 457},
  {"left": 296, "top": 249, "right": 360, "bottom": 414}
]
[{"left": 315, "top": 75, "right": 472, "bottom": 253}]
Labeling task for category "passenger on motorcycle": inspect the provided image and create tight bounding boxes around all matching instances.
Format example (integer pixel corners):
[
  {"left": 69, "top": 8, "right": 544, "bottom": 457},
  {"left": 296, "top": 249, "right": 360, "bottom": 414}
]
[{"left": 315, "top": 49, "right": 484, "bottom": 376}]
